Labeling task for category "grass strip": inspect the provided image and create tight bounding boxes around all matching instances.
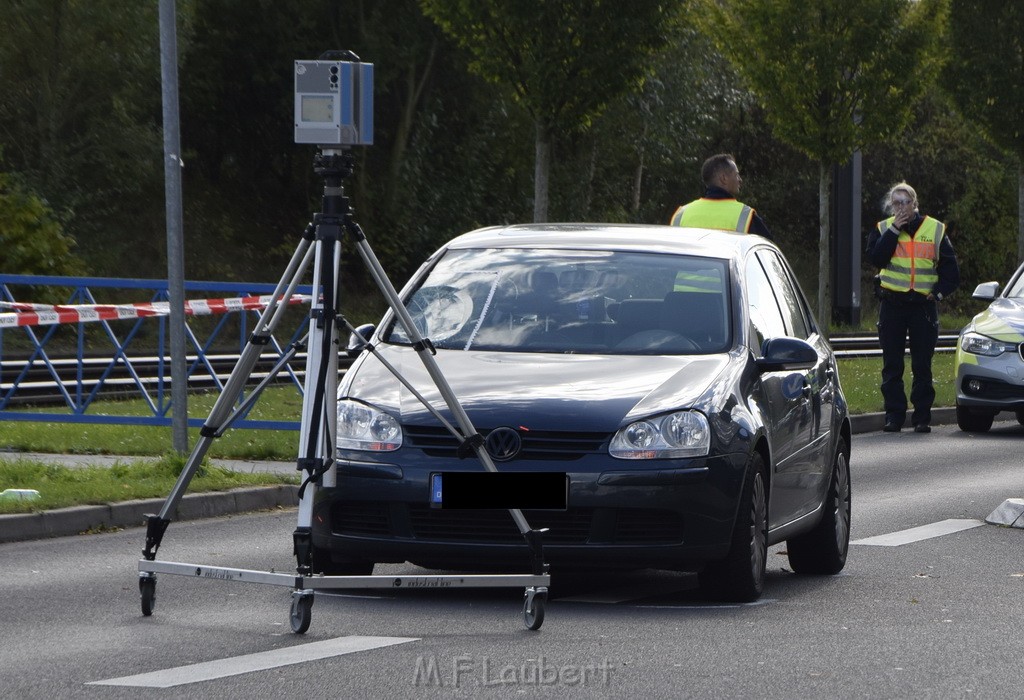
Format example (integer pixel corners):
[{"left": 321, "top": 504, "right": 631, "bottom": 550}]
[{"left": 0, "top": 453, "right": 297, "bottom": 515}]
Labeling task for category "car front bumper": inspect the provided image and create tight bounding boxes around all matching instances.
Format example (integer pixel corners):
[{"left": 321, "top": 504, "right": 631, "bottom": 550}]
[
  {"left": 311, "top": 452, "right": 750, "bottom": 572},
  {"left": 955, "top": 343, "right": 1024, "bottom": 412}
]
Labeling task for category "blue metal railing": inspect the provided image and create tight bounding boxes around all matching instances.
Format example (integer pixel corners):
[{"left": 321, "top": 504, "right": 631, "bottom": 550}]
[{"left": 0, "top": 274, "right": 312, "bottom": 430}]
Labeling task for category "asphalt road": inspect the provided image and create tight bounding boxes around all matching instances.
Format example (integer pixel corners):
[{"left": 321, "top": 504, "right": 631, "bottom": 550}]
[{"left": 2, "top": 421, "right": 1023, "bottom": 698}]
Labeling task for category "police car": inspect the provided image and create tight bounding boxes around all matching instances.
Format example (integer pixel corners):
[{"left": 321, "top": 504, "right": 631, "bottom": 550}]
[{"left": 954, "top": 261, "right": 1024, "bottom": 432}]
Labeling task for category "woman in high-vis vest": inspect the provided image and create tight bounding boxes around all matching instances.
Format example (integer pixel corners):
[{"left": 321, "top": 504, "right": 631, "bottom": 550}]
[
  {"left": 866, "top": 182, "right": 960, "bottom": 434},
  {"left": 669, "top": 153, "right": 772, "bottom": 239}
]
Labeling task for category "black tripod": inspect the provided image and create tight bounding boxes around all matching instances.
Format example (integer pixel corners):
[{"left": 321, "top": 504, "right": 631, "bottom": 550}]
[{"left": 137, "top": 148, "right": 550, "bottom": 633}]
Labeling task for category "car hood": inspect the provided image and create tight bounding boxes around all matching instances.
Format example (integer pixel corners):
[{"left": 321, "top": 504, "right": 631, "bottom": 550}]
[
  {"left": 968, "top": 298, "right": 1024, "bottom": 343},
  {"left": 343, "top": 347, "right": 733, "bottom": 432}
]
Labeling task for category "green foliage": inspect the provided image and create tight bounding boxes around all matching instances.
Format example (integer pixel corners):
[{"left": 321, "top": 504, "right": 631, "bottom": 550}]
[
  {"left": 943, "top": 1, "right": 1024, "bottom": 160},
  {"left": 0, "top": 0, "right": 1016, "bottom": 328},
  {"left": 0, "top": 0, "right": 163, "bottom": 276},
  {"left": 699, "top": 0, "right": 947, "bottom": 164},
  {"left": 943, "top": 0, "right": 1024, "bottom": 263},
  {"left": 0, "top": 170, "right": 83, "bottom": 275},
  {"left": 420, "top": 0, "right": 678, "bottom": 134},
  {"left": 419, "top": 0, "right": 681, "bottom": 220},
  {"left": 696, "top": 0, "right": 948, "bottom": 328}
]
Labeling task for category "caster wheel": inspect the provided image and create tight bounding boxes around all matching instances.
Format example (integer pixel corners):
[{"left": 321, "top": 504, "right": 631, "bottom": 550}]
[
  {"left": 523, "top": 589, "right": 546, "bottom": 630},
  {"left": 139, "top": 576, "right": 156, "bottom": 617},
  {"left": 290, "top": 593, "right": 313, "bottom": 634}
]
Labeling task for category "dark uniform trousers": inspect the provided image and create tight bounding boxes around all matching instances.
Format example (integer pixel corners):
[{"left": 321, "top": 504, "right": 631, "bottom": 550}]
[{"left": 877, "top": 293, "right": 939, "bottom": 427}]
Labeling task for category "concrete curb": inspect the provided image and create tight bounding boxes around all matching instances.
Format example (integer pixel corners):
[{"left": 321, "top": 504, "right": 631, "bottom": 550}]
[
  {"left": 0, "top": 408, "right": 961, "bottom": 544},
  {"left": 0, "top": 485, "right": 299, "bottom": 544}
]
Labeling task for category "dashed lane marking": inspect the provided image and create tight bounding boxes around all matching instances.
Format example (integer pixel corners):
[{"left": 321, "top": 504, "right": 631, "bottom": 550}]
[
  {"left": 850, "top": 518, "right": 985, "bottom": 547},
  {"left": 87, "top": 636, "right": 418, "bottom": 688}
]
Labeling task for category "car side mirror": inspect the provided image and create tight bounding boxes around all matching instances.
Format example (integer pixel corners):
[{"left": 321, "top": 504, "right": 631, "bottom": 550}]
[
  {"left": 755, "top": 337, "right": 818, "bottom": 372},
  {"left": 972, "top": 281, "right": 1000, "bottom": 301},
  {"left": 346, "top": 323, "right": 375, "bottom": 358}
]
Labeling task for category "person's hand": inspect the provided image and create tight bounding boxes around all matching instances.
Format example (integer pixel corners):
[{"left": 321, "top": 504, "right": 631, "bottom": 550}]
[{"left": 892, "top": 207, "right": 912, "bottom": 230}]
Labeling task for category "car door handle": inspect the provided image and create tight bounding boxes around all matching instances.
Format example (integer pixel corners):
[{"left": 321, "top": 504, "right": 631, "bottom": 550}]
[{"left": 801, "top": 377, "right": 812, "bottom": 398}]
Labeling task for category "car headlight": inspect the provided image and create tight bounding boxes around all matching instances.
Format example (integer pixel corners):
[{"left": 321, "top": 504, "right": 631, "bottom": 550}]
[
  {"left": 610, "top": 410, "right": 710, "bottom": 459},
  {"left": 336, "top": 399, "right": 402, "bottom": 452},
  {"left": 960, "top": 332, "right": 1017, "bottom": 357}
]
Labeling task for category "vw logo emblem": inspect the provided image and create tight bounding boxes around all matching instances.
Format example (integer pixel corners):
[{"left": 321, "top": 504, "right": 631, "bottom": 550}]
[{"left": 485, "top": 427, "right": 522, "bottom": 461}]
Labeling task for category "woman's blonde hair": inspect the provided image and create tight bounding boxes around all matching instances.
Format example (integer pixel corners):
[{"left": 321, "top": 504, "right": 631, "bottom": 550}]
[{"left": 883, "top": 181, "right": 919, "bottom": 215}]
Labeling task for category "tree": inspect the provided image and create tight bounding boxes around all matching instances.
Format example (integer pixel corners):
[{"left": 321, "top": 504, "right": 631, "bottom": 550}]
[
  {"left": 697, "top": 0, "right": 946, "bottom": 331},
  {"left": 943, "top": 0, "right": 1024, "bottom": 265},
  {"left": 419, "top": 0, "right": 678, "bottom": 222},
  {"left": 0, "top": 0, "right": 163, "bottom": 276},
  {"left": 0, "top": 169, "right": 83, "bottom": 276}
]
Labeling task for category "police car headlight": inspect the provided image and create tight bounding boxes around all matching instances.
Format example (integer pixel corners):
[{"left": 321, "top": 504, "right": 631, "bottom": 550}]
[
  {"left": 961, "top": 332, "right": 1017, "bottom": 357},
  {"left": 336, "top": 400, "right": 402, "bottom": 452},
  {"left": 610, "top": 410, "right": 710, "bottom": 459}
]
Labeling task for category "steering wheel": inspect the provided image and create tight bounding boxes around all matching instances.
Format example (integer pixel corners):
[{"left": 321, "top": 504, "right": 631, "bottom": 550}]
[{"left": 615, "top": 329, "right": 701, "bottom": 352}]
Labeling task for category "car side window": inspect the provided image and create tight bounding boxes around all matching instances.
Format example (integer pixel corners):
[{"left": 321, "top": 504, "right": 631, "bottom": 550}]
[
  {"left": 756, "top": 250, "right": 809, "bottom": 340},
  {"left": 745, "top": 253, "right": 787, "bottom": 351}
]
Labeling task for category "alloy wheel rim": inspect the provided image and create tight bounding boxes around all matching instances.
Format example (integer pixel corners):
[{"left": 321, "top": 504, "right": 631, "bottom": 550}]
[
  {"left": 834, "top": 453, "right": 851, "bottom": 550},
  {"left": 750, "top": 472, "right": 767, "bottom": 578}
]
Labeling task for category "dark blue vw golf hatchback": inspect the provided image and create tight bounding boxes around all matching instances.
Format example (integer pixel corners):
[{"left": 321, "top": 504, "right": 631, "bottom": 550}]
[{"left": 313, "top": 224, "right": 851, "bottom": 602}]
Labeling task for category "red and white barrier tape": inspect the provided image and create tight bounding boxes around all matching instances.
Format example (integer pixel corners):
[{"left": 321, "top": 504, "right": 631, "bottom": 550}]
[{"left": 0, "top": 294, "right": 311, "bottom": 328}]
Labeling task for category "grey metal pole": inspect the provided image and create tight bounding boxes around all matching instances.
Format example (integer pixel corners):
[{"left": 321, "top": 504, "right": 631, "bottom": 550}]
[{"left": 159, "top": 0, "right": 188, "bottom": 453}]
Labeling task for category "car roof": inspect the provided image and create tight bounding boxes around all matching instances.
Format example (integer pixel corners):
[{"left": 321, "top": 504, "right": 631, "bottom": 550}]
[{"left": 442, "top": 223, "right": 775, "bottom": 261}]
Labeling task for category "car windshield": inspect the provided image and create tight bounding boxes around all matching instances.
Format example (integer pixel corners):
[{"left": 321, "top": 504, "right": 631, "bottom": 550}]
[
  {"left": 1005, "top": 266, "right": 1024, "bottom": 299},
  {"left": 384, "top": 248, "right": 731, "bottom": 355}
]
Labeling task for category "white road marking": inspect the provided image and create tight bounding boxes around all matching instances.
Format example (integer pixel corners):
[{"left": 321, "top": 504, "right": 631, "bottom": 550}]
[
  {"left": 850, "top": 518, "right": 985, "bottom": 547},
  {"left": 88, "top": 636, "right": 418, "bottom": 688}
]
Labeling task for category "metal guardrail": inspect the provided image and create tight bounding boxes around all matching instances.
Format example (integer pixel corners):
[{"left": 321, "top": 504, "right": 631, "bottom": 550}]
[
  {"left": 0, "top": 274, "right": 312, "bottom": 430},
  {"left": 832, "top": 333, "right": 959, "bottom": 358}
]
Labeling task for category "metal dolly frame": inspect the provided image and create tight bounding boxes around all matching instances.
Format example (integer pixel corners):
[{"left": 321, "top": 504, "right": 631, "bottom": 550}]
[
  {"left": 140, "top": 561, "right": 550, "bottom": 632},
  {"left": 137, "top": 147, "right": 551, "bottom": 633}
]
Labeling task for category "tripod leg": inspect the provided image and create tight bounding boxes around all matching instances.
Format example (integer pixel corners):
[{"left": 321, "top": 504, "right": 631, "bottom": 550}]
[
  {"left": 347, "top": 223, "right": 539, "bottom": 542},
  {"left": 142, "top": 235, "right": 315, "bottom": 561},
  {"left": 292, "top": 213, "right": 342, "bottom": 576}
]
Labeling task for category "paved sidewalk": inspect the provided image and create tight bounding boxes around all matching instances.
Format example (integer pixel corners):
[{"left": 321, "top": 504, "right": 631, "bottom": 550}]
[{"left": 0, "top": 408, "right": 958, "bottom": 544}]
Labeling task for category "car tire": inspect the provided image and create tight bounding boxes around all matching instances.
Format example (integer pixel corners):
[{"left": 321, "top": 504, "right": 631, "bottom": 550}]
[
  {"left": 956, "top": 404, "right": 994, "bottom": 433},
  {"left": 311, "top": 546, "right": 375, "bottom": 576},
  {"left": 698, "top": 452, "right": 767, "bottom": 603},
  {"left": 786, "top": 438, "right": 851, "bottom": 575}
]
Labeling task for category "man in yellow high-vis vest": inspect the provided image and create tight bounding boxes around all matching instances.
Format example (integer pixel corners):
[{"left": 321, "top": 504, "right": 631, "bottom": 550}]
[
  {"left": 668, "top": 153, "right": 772, "bottom": 239},
  {"left": 866, "top": 181, "right": 960, "bottom": 434}
]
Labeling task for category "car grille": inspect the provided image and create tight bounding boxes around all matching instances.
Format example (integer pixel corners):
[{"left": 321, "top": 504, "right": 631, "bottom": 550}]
[
  {"left": 403, "top": 424, "right": 608, "bottom": 461},
  {"left": 326, "top": 500, "right": 392, "bottom": 536},
  {"left": 329, "top": 501, "right": 683, "bottom": 545}
]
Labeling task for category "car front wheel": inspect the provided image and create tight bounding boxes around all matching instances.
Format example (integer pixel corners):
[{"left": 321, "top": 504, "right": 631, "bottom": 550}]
[
  {"left": 956, "top": 404, "right": 994, "bottom": 433},
  {"left": 698, "top": 452, "right": 767, "bottom": 603},
  {"left": 786, "top": 437, "right": 851, "bottom": 575}
]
